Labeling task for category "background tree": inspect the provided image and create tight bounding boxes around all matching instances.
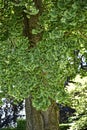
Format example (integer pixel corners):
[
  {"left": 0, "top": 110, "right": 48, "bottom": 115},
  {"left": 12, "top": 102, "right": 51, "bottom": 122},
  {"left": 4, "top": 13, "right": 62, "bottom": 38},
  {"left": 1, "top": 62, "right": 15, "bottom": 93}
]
[
  {"left": 67, "top": 76, "right": 87, "bottom": 130},
  {"left": 0, "top": 0, "right": 87, "bottom": 130}
]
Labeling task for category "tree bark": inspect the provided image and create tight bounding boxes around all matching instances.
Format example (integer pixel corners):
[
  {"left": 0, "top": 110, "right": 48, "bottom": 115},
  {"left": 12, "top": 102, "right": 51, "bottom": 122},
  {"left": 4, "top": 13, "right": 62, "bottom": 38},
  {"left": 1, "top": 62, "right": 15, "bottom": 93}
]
[
  {"left": 23, "top": 0, "right": 43, "bottom": 47},
  {"left": 25, "top": 97, "right": 59, "bottom": 130},
  {"left": 23, "top": 0, "right": 59, "bottom": 130}
]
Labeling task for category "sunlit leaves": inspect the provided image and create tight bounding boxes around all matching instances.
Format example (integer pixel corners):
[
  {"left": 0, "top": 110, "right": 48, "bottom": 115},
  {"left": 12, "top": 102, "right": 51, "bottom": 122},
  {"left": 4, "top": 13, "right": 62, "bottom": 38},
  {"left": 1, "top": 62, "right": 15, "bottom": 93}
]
[
  {"left": 0, "top": 0, "right": 87, "bottom": 110},
  {"left": 68, "top": 76, "right": 87, "bottom": 129}
]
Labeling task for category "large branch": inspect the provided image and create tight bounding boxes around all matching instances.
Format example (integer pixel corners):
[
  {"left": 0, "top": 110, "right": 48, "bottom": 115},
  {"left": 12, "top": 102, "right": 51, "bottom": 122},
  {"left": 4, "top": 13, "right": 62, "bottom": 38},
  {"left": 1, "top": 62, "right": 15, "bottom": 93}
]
[{"left": 23, "top": 0, "right": 43, "bottom": 47}]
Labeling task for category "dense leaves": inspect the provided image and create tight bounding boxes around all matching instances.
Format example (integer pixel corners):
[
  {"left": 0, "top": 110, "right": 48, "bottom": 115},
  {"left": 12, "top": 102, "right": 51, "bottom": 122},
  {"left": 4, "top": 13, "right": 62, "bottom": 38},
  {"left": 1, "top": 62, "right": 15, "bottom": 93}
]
[
  {"left": 0, "top": 0, "right": 87, "bottom": 111},
  {"left": 67, "top": 76, "right": 87, "bottom": 130}
]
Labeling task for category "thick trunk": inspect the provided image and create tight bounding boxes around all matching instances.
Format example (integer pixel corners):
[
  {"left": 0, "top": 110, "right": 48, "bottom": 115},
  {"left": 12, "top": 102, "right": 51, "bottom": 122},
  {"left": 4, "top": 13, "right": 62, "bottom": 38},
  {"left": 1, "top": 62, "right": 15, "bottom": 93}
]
[
  {"left": 23, "top": 1, "right": 59, "bottom": 130},
  {"left": 25, "top": 97, "right": 59, "bottom": 130}
]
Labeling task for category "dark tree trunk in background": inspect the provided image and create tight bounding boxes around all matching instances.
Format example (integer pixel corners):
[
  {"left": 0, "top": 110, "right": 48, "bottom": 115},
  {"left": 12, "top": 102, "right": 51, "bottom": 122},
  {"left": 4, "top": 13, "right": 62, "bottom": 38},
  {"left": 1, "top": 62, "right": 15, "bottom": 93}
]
[
  {"left": 25, "top": 98, "right": 59, "bottom": 130},
  {"left": 23, "top": 0, "right": 59, "bottom": 130}
]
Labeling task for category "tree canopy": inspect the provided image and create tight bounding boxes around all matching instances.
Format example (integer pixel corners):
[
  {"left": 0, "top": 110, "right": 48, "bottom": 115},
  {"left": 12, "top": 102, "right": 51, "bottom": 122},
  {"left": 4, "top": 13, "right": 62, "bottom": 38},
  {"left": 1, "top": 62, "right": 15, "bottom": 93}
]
[{"left": 0, "top": 0, "right": 87, "bottom": 110}]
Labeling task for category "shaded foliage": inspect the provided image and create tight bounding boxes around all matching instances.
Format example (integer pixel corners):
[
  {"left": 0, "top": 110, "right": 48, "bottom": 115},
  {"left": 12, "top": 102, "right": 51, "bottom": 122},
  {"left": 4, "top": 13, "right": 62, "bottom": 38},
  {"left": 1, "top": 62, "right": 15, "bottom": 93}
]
[
  {"left": 58, "top": 104, "right": 76, "bottom": 123},
  {"left": 1, "top": 119, "right": 26, "bottom": 130}
]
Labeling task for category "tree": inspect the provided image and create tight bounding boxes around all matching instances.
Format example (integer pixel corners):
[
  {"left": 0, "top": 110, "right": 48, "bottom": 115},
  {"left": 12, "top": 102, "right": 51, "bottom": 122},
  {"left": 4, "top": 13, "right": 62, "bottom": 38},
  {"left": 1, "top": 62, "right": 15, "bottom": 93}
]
[
  {"left": 67, "top": 76, "right": 87, "bottom": 130},
  {"left": 0, "top": 0, "right": 87, "bottom": 130}
]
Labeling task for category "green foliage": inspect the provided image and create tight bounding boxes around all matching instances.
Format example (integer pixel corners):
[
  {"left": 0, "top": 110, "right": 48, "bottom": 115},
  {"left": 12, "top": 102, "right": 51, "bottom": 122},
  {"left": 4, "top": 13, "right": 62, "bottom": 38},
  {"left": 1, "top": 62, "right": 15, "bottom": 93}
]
[
  {"left": 0, "top": 0, "right": 87, "bottom": 110},
  {"left": 69, "top": 116, "right": 87, "bottom": 130},
  {"left": 1, "top": 119, "right": 26, "bottom": 130},
  {"left": 59, "top": 123, "right": 70, "bottom": 130},
  {"left": 17, "top": 119, "right": 26, "bottom": 130},
  {"left": 67, "top": 76, "right": 87, "bottom": 130},
  {"left": 1, "top": 128, "right": 16, "bottom": 130}
]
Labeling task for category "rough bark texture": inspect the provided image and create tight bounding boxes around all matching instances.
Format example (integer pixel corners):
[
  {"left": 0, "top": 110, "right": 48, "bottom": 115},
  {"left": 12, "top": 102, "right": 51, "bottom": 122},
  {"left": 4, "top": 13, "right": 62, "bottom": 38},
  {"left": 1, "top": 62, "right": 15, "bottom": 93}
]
[
  {"left": 25, "top": 97, "right": 44, "bottom": 130},
  {"left": 23, "top": 0, "right": 59, "bottom": 130},
  {"left": 25, "top": 97, "right": 59, "bottom": 130}
]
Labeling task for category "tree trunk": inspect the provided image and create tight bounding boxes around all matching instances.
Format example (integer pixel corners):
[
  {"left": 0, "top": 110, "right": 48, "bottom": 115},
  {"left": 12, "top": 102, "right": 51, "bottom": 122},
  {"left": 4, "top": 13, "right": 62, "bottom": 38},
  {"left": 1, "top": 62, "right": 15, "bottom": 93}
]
[
  {"left": 25, "top": 97, "right": 59, "bottom": 130},
  {"left": 23, "top": 0, "right": 43, "bottom": 47},
  {"left": 23, "top": 0, "right": 59, "bottom": 130}
]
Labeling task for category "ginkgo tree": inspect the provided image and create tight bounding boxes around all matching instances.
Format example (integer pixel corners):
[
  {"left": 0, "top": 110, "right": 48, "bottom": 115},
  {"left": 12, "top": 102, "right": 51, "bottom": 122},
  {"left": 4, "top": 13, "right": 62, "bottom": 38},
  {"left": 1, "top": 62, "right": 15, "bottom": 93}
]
[{"left": 0, "top": 0, "right": 87, "bottom": 130}]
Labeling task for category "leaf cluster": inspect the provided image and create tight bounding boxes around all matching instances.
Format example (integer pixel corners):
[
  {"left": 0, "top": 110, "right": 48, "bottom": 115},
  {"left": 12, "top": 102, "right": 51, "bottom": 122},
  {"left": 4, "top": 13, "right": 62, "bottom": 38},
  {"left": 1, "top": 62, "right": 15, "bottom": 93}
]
[
  {"left": 68, "top": 76, "right": 87, "bottom": 130},
  {"left": 0, "top": 0, "right": 87, "bottom": 110}
]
